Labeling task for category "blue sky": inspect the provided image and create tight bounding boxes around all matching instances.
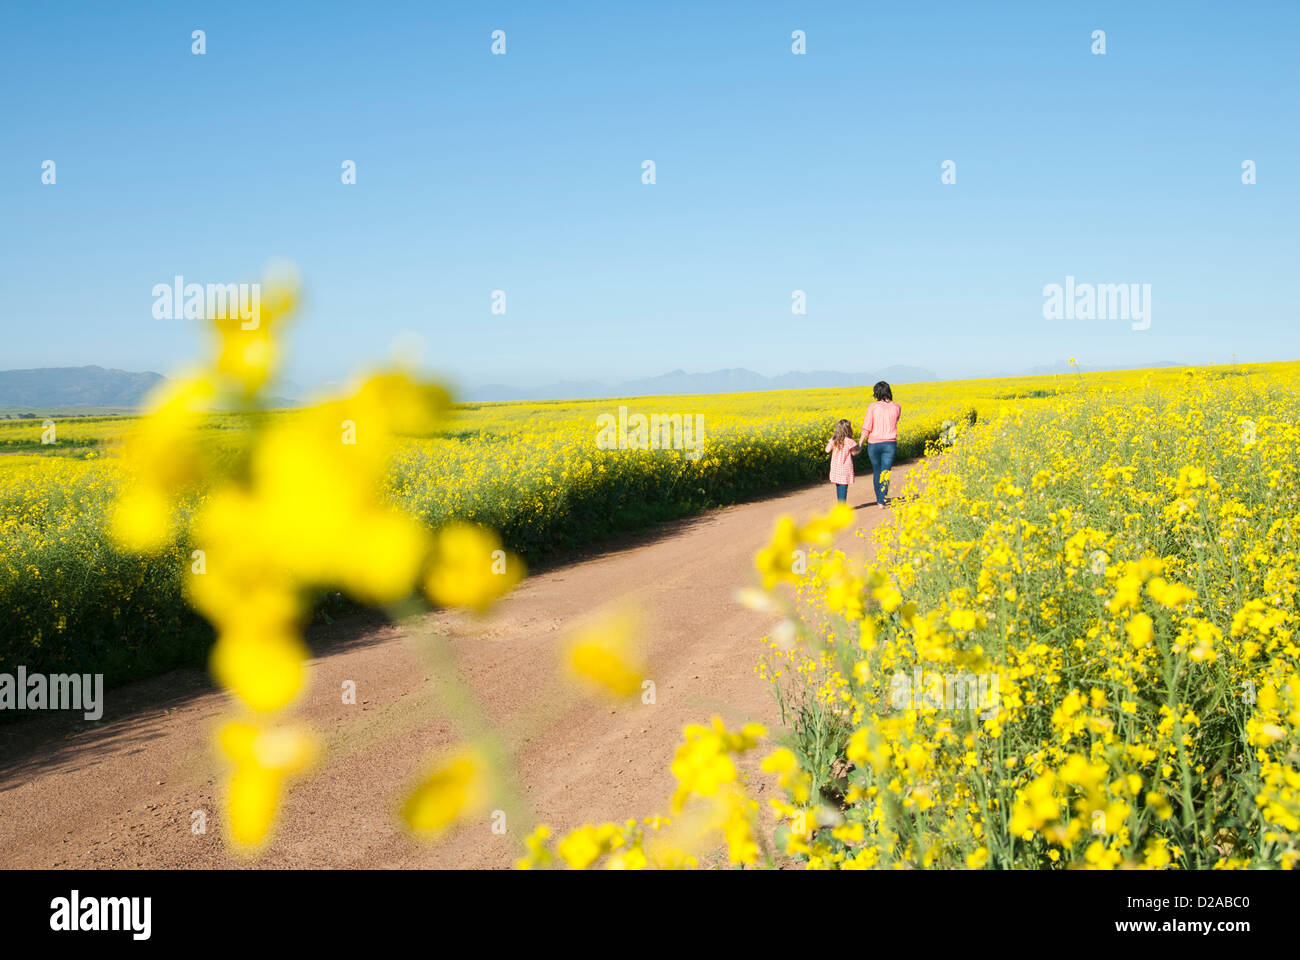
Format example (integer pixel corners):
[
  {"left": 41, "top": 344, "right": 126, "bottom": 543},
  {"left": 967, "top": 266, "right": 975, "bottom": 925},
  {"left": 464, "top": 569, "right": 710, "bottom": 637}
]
[{"left": 2, "top": 0, "right": 1297, "bottom": 393}]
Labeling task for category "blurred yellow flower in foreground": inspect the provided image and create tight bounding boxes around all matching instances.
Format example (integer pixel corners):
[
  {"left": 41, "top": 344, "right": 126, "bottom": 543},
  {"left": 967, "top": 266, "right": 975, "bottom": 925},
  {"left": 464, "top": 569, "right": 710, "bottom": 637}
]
[
  {"left": 565, "top": 607, "right": 645, "bottom": 698},
  {"left": 401, "top": 748, "right": 493, "bottom": 840},
  {"left": 799, "top": 502, "right": 855, "bottom": 546},
  {"left": 210, "top": 629, "right": 310, "bottom": 713},
  {"left": 557, "top": 823, "right": 626, "bottom": 869},
  {"left": 755, "top": 516, "right": 801, "bottom": 589},
  {"left": 109, "top": 373, "right": 219, "bottom": 553},
  {"left": 211, "top": 267, "right": 299, "bottom": 395},
  {"left": 755, "top": 503, "right": 854, "bottom": 589},
  {"left": 110, "top": 265, "right": 491, "bottom": 856},
  {"left": 424, "top": 523, "right": 524, "bottom": 612},
  {"left": 1126, "top": 612, "right": 1155, "bottom": 649},
  {"left": 219, "top": 720, "right": 317, "bottom": 850},
  {"left": 671, "top": 716, "right": 766, "bottom": 812},
  {"left": 516, "top": 825, "right": 554, "bottom": 870},
  {"left": 108, "top": 485, "right": 173, "bottom": 553}
]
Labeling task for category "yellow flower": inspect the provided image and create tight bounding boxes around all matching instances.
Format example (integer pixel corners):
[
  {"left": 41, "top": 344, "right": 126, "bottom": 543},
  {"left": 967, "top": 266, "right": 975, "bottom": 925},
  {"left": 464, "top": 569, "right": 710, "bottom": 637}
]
[
  {"left": 557, "top": 823, "right": 624, "bottom": 869},
  {"left": 763, "top": 747, "right": 812, "bottom": 804},
  {"left": 346, "top": 371, "right": 450, "bottom": 437},
  {"left": 672, "top": 738, "right": 737, "bottom": 811},
  {"left": 339, "top": 510, "right": 431, "bottom": 606},
  {"left": 719, "top": 790, "right": 760, "bottom": 865},
  {"left": 424, "top": 522, "right": 524, "bottom": 612},
  {"left": 755, "top": 516, "right": 802, "bottom": 588},
  {"left": 798, "top": 503, "right": 855, "bottom": 546},
  {"left": 1126, "top": 613, "right": 1154, "bottom": 649},
  {"left": 1146, "top": 577, "right": 1196, "bottom": 608},
  {"left": 401, "top": 748, "right": 493, "bottom": 839},
  {"left": 1146, "top": 792, "right": 1173, "bottom": 820},
  {"left": 846, "top": 726, "right": 893, "bottom": 774},
  {"left": 108, "top": 485, "right": 173, "bottom": 553},
  {"left": 1144, "top": 837, "right": 1172, "bottom": 869},
  {"left": 607, "top": 845, "right": 649, "bottom": 870},
  {"left": 670, "top": 717, "right": 764, "bottom": 812},
  {"left": 873, "top": 584, "right": 903, "bottom": 613},
  {"left": 118, "top": 372, "right": 216, "bottom": 493},
  {"left": 219, "top": 721, "right": 316, "bottom": 850},
  {"left": 565, "top": 607, "right": 644, "bottom": 698},
  {"left": 948, "top": 608, "right": 978, "bottom": 632},
  {"left": 1009, "top": 770, "right": 1059, "bottom": 834},
  {"left": 516, "top": 825, "right": 554, "bottom": 870},
  {"left": 832, "top": 822, "right": 864, "bottom": 844},
  {"left": 761, "top": 747, "right": 798, "bottom": 776},
  {"left": 755, "top": 505, "right": 853, "bottom": 588},
  {"left": 210, "top": 269, "right": 300, "bottom": 394},
  {"left": 210, "top": 627, "right": 310, "bottom": 713}
]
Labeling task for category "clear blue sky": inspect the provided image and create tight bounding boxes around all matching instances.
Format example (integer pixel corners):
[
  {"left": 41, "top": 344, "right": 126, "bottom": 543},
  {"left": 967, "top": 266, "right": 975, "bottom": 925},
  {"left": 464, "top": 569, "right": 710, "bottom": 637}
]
[{"left": 2, "top": 0, "right": 1297, "bottom": 393}]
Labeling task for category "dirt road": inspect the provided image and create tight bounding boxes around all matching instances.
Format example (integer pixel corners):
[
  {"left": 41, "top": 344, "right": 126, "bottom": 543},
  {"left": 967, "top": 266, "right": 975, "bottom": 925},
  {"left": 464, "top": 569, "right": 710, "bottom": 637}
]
[{"left": 0, "top": 469, "right": 908, "bottom": 869}]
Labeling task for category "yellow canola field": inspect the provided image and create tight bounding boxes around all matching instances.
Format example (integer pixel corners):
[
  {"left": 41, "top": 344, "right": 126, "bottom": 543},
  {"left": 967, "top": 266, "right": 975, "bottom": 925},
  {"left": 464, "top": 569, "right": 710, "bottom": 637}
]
[
  {"left": 749, "top": 360, "right": 1300, "bottom": 869},
  {"left": 0, "top": 362, "right": 1286, "bottom": 688}
]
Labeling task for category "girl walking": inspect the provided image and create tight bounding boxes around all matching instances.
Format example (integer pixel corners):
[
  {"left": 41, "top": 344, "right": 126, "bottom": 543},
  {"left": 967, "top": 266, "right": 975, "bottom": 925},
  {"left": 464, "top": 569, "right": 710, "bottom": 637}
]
[
  {"left": 859, "top": 381, "right": 901, "bottom": 507},
  {"left": 826, "top": 418, "right": 860, "bottom": 503}
]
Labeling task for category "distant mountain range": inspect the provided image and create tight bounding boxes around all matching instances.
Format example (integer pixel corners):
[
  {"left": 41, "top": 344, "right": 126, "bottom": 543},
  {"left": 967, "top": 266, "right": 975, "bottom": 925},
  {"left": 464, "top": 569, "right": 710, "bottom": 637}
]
[
  {"left": 1, "top": 364, "right": 938, "bottom": 410},
  {"left": 0, "top": 366, "right": 304, "bottom": 411},
  {"left": 0, "top": 365, "right": 165, "bottom": 408},
  {"left": 2, "top": 360, "right": 1199, "bottom": 409},
  {"left": 460, "top": 366, "right": 938, "bottom": 402}
]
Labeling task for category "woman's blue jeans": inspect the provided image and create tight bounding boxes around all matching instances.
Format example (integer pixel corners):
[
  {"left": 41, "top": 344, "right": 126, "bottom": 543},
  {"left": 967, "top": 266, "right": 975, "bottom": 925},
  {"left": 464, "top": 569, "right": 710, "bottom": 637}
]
[{"left": 866, "top": 441, "right": 896, "bottom": 505}]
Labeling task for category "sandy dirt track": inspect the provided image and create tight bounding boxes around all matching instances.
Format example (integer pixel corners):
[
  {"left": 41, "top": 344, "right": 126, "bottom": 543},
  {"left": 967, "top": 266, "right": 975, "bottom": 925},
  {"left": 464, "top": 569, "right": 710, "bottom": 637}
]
[{"left": 0, "top": 469, "right": 908, "bottom": 869}]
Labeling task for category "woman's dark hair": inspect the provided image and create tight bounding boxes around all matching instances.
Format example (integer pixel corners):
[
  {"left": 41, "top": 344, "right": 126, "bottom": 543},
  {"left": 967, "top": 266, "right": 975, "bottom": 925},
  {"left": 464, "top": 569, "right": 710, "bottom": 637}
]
[{"left": 873, "top": 380, "right": 893, "bottom": 402}]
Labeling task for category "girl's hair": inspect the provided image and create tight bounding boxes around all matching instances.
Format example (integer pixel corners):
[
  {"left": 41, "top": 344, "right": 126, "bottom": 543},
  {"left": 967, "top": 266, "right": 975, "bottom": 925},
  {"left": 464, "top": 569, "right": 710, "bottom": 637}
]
[
  {"left": 873, "top": 380, "right": 893, "bottom": 402},
  {"left": 832, "top": 418, "right": 854, "bottom": 447}
]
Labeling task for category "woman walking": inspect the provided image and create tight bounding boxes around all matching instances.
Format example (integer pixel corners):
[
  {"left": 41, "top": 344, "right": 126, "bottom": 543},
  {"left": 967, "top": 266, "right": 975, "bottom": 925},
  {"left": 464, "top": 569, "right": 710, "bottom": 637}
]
[{"left": 859, "top": 381, "right": 901, "bottom": 507}]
